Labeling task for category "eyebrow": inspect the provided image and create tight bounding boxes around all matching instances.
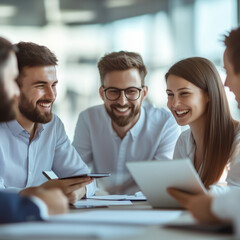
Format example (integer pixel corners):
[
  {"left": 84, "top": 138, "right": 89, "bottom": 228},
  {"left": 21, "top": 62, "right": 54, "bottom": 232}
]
[
  {"left": 32, "top": 80, "right": 58, "bottom": 86},
  {"left": 166, "top": 87, "right": 191, "bottom": 92}
]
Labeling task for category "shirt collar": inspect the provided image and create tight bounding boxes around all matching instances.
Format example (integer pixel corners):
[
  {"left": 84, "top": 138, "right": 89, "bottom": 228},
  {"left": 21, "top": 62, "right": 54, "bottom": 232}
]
[
  {"left": 6, "top": 119, "right": 44, "bottom": 138},
  {"left": 128, "top": 105, "right": 145, "bottom": 140}
]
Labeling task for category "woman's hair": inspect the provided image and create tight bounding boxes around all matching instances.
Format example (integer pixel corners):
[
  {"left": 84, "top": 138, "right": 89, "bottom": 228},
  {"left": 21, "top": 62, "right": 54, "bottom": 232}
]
[{"left": 165, "top": 57, "right": 236, "bottom": 188}]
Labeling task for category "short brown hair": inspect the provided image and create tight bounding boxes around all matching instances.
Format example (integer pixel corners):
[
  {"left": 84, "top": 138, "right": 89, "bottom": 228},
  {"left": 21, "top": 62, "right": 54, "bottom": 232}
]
[
  {"left": 224, "top": 27, "right": 240, "bottom": 74},
  {"left": 97, "top": 51, "right": 147, "bottom": 85},
  {"left": 15, "top": 42, "right": 58, "bottom": 86}
]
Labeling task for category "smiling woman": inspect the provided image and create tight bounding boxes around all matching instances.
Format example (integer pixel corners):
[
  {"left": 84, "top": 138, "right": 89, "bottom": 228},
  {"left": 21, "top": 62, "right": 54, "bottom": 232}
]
[{"left": 165, "top": 57, "right": 240, "bottom": 192}]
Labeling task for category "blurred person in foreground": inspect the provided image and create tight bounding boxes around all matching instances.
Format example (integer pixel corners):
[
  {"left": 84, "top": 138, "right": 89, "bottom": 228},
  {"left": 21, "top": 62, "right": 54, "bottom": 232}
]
[{"left": 0, "top": 36, "right": 68, "bottom": 223}]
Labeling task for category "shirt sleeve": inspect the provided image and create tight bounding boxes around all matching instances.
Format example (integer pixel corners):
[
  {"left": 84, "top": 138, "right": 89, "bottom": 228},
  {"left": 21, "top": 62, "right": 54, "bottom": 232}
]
[
  {"left": 30, "top": 196, "right": 49, "bottom": 220},
  {"left": 154, "top": 113, "right": 181, "bottom": 160},
  {"left": 212, "top": 189, "right": 240, "bottom": 236},
  {"left": 72, "top": 112, "right": 93, "bottom": 168},
  {"left": 226, "top": 151, "right": 240, "bottom": 187},
  {"left": 52, "top": 116, "right": 96, "bottom": 197},
  {"left": 173, "top": 133, "right": 185, "bottom": 159}
]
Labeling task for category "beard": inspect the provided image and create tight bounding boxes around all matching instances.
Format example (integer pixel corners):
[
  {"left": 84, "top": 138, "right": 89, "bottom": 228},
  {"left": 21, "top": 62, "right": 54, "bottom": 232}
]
[
  {"left": 0, "top": 85, "right": 16, "bottom": 122},
  {"left": 105, "top": 103, "right": 141, "bottom": 127},
  {"left": 18, "top": 92, "right": 53, "bottom": 123}
]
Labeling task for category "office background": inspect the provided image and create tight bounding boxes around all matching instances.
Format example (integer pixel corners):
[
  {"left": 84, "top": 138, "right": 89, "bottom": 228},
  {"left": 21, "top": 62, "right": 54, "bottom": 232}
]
[{"left": 0, "top": 0, "right": 239, "bottom": 139}]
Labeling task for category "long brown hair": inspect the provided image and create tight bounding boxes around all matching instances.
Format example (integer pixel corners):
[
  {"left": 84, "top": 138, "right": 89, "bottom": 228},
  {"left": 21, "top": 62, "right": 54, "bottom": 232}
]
[{"left": 165, "top": 57, "right": 236, "bottom": 188}]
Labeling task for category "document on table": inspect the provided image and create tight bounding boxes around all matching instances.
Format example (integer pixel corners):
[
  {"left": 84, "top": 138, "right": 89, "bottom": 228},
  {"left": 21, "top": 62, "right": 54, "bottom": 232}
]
[
  {"left": 0, "top": 222, "right": 144, "bottom": 238},
  {"left": 88, "top": 193, "right": 147, "bottom": 201},
  {"left": 49, "top": 210, "right": 182, "bottom": 225},
  {"left": 73, "top": 198, "right": 133, "bottom": 208}
]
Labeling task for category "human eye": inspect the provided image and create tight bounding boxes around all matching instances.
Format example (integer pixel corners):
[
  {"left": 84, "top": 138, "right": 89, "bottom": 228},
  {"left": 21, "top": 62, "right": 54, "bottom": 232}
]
[
  {"left": 52, "top": 82, "right": 58, "bottom": 88},
  {"left": 107, "top": 88, "right": 119, "bottom": 95},
  {"left": 180, "top": 91, "right": 190, "bottom": 96},
  {"left": 126, "top": 88, "right": 138, "bottom": 95},
  {"left": 166, "top": 91, "right": 173, "bottom": 97},
  {"left": 35, "top": 84, "right": 45, "bottom": 89}
]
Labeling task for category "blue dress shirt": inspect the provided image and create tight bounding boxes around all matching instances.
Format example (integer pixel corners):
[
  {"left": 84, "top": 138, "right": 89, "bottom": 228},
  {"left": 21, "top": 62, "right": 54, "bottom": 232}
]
[
  {"left": 73, "top": 102, "right": 180, "bottom": 194},
  {"left": 0, "top": 114, "right": 95, "bottom": 197}
]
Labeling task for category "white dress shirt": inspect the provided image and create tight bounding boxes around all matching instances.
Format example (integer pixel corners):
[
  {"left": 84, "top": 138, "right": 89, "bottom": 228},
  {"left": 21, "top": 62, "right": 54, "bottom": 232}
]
[
  {"left": 73, "top": 102, "right": 180, "bottom": 194},
  {"left": 0, "top": 114, "right": 95, "bottom": 197},
  {"left": 173, "top": 127, "right": 240, "bottom": 194},
  {"left": 212, "top": 189, "right": 240, "bottom": 237}
]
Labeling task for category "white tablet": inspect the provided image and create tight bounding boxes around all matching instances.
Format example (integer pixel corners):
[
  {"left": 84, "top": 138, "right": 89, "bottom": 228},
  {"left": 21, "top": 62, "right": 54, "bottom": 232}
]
[{"left": 127, "top": 159, "right": 207, "bottom": 208}]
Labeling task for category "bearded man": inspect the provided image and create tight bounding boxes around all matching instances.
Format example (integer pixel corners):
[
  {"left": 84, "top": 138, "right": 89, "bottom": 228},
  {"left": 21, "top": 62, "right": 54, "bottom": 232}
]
[
  {"left": 73, "top": 51, "right": 180, "bottom": 194},
  {"left": 0, "top": 42, "right": 95, "bottom": 204}
]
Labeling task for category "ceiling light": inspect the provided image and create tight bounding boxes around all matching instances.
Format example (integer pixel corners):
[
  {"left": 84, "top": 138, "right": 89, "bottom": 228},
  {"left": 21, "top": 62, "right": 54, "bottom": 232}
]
[
  {"left": 0, "top": 5, "right": 17, "bottom": 18},
  {"left": 61, "top": 10, "right": 96, "bottom": 23},
  {"left": 104, "top": 0, "right": 138, "bottom": 8}
]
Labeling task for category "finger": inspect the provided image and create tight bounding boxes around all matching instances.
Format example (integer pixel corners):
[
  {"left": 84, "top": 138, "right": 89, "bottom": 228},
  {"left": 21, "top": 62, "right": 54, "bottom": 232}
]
[
  {"left": 67, "top": 192, "right": 77, "bottom": 204},
  {"left": 60, "top": 177, "right": 92, "bottom": 186},
  {"left": 167, "top": 188, "right": 192, "bottom": 207},
  {"left": 65, "top": 179, "right": 93, "bottom": 193}
]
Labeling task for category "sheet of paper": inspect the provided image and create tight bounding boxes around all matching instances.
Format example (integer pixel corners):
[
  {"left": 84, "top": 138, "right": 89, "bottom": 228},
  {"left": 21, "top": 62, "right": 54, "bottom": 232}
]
[
  {"left": 0, "top": 222, "right": 143, "bottom": 238},
  {"left": 73, "top": 199, "right": 132, "bottom": 208},
  {"left": 49, "top": 210, "right": 182, "bottom": 225},
  {"left": 88, "top": 194, "right": 147, "bottom": 201}
]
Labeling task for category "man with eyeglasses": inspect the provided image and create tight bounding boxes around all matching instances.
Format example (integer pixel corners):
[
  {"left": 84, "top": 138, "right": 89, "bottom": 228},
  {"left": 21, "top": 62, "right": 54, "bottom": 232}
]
[{"left": 73, "top": 51, "right": 180, "bottom": 194}]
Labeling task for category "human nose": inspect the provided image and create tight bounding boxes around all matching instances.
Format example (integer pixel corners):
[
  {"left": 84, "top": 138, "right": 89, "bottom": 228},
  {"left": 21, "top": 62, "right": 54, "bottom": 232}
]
[
  {"left": 45, "top": 86, "right": 56, "bottom": 100},
  {"left": 117, "top": 90, "right": 128, "bottom": 105},
  {"left": 224, "top": 76, "right": 230, "bottom": 89},
  {"left": 171, "top": 96, "right": 180, "bottom": 108}
]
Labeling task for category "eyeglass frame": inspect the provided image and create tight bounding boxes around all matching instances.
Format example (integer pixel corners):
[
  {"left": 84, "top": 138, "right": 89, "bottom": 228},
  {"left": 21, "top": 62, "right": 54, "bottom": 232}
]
[{"left": 102, "top": 86, "right": 145, "bottom": 101}]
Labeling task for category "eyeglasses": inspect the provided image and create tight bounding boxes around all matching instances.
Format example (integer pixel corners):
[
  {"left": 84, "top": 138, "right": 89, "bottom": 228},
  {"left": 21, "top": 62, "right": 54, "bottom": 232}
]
[{"left": 102, "top": 86, "right": 144, "bottom": 101}]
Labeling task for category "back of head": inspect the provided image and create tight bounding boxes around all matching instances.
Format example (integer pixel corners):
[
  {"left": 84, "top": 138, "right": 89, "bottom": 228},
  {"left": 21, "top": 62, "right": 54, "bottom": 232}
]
[
  {"left": 0, "top": 37, "right": 18, "bottom": 122},
  {"left": 224, "top": 27, "right": 240, "bottom": 74},
  {"left": 165, "top": 57, "right": 234, "bottom": 188},
  {"left": 15, "top": 42, "right": 58, "bottom": 86},
  {"left": 0, "top": 37, "right": 15, "bottom": 79},
  {"left": 97, "top": 51, "right": 147, "bottom": 85}
]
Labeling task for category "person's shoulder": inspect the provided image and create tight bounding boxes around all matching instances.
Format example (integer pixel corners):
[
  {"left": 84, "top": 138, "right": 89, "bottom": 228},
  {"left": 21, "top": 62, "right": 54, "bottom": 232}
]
[
  {"left": 78, "top": 104, "right": 106, "bottom": 120},
  {"left": 178, "top": 128, "right": 191, "bottom": 142},
  {"left": 81, "top": 104, "right": 105, "bottom": 115},
  {"left": 143, "top": 102, "right": 173, "bottom": 120},
  {"left": 44, "top": 113, "right": 64, "bottom": 129}
]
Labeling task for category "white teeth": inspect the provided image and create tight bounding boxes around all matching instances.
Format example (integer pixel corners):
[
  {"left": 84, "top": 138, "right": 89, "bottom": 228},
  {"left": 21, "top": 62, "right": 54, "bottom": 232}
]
[
  {"left": 176, "top": 110, "right": 189, "bottom": 115},
  {"left": 116, "top": 107, "right": 128, "bottom": 112},
  {"left": 39, "top": 103, "right": 51, "bottom": 108}
]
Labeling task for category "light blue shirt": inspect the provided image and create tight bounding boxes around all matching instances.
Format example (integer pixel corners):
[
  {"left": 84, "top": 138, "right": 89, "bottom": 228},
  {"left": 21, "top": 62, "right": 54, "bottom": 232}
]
[
  {"left": 73, "top": 102, "right": 180, "bottom": 194},
  {"left": 0, "top": 114, "right": 95, "bottom": 197}
]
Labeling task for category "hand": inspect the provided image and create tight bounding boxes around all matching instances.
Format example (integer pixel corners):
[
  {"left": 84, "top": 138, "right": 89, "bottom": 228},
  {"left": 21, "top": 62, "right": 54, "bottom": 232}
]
[
  {"left": 20, "top": 186, "right": 68, "bottom": 215},
  {"left": 40, "top": 177, "right": 93, "bottom": 204},
  {"left": 167, "top": 188, "right": 221, "bottom": 223}
]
